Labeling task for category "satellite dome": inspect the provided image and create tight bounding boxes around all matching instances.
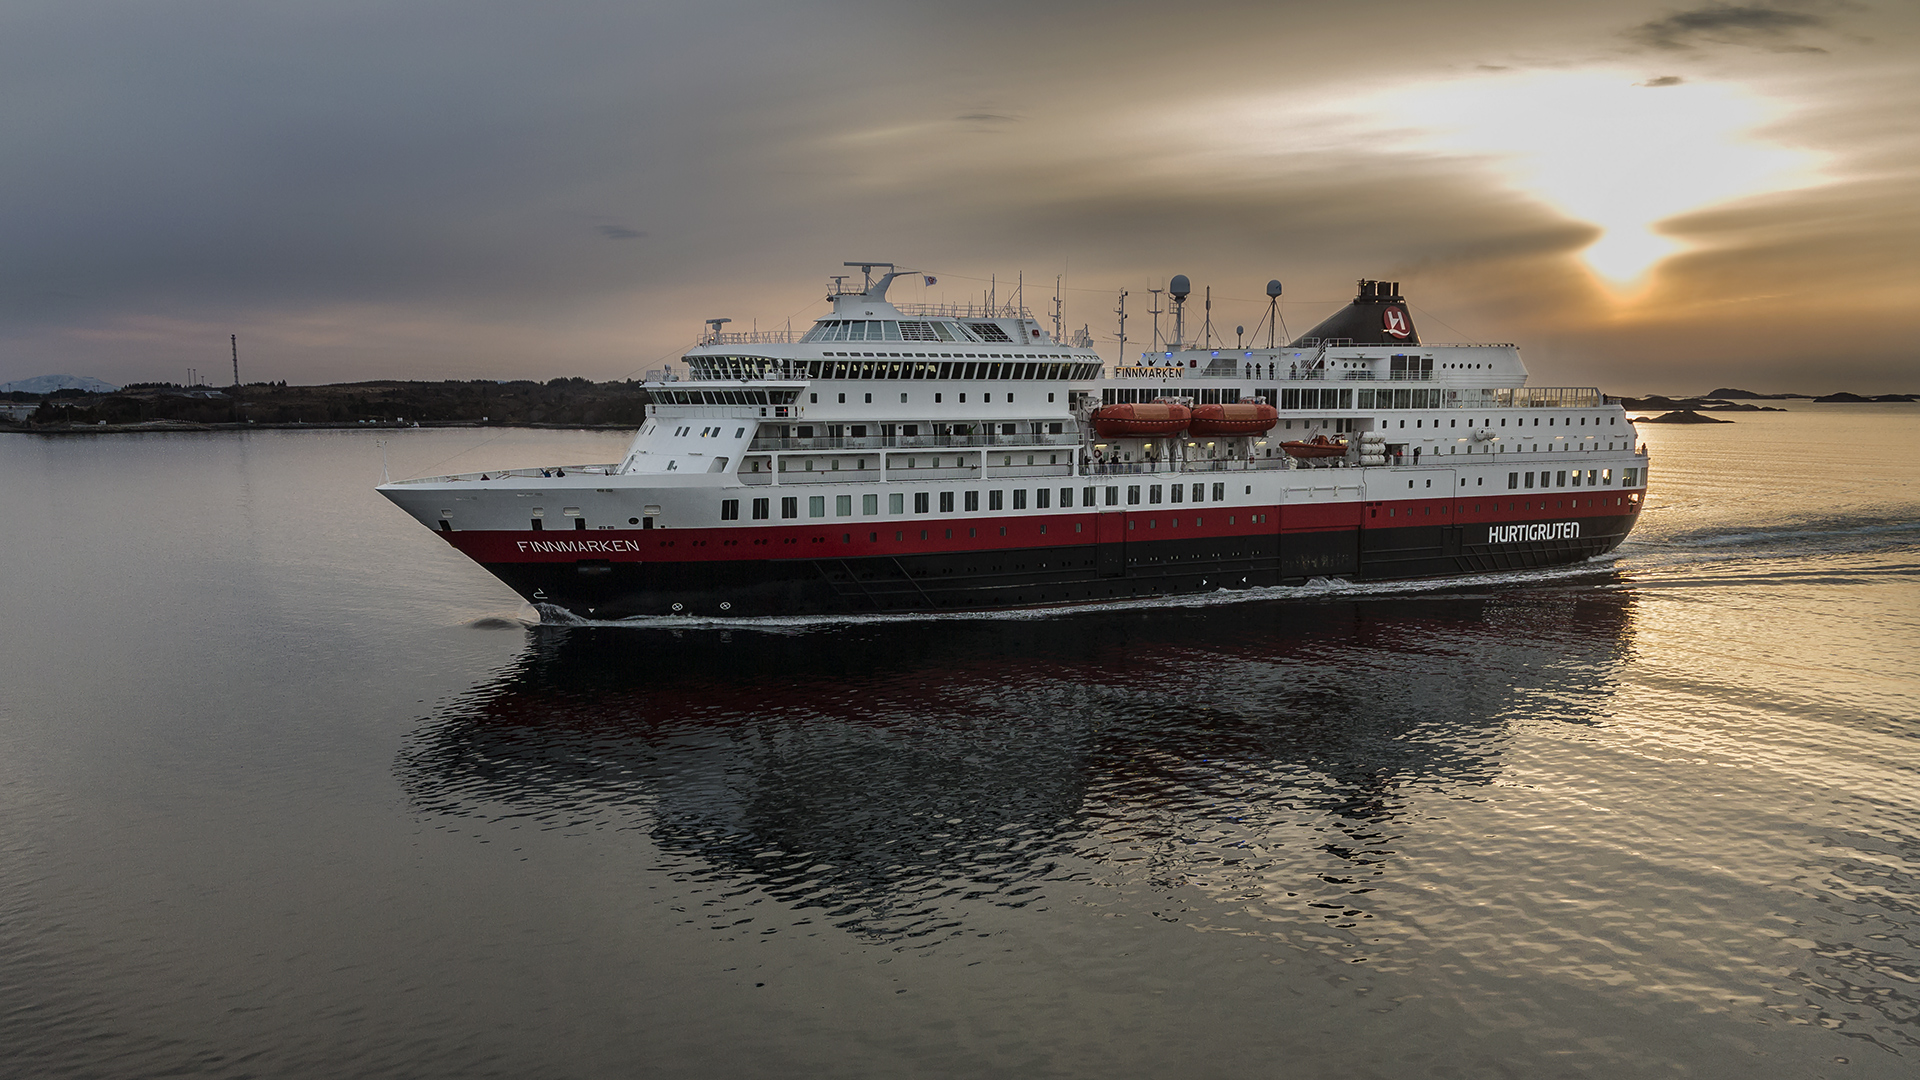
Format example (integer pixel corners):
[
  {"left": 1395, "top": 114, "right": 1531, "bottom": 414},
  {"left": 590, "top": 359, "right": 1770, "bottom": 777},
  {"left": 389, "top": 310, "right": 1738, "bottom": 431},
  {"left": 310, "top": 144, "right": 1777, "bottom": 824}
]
[
  {"left": 1267, "top": 279, "right": 1283, "bottom": 297},
  {"left": 1169, "top": 275, "right": 1191, "bottom": 299}
]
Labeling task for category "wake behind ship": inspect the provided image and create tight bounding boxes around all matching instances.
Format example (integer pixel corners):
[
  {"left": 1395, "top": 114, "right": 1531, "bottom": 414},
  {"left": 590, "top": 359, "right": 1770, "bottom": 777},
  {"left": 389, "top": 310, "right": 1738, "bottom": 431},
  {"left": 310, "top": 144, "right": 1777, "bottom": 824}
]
[{"left": 379, "top": 264, "right": 1648, "bottom": 618}]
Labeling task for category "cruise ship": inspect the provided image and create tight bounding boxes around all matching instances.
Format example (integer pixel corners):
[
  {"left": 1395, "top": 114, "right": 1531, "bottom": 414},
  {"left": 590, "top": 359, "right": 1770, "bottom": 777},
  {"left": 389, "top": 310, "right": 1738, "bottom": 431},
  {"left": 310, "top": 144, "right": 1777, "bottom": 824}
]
[{"left": 378, "top": 263, "right": 1647, "bottom": 618}]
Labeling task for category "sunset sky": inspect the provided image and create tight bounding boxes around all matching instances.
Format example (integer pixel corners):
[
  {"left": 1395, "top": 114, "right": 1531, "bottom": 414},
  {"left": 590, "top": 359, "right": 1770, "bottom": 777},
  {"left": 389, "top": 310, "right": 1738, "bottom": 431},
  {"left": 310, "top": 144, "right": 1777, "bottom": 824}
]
[{"left": 2, "top": 1, "right": 1914, "bottom": 394}]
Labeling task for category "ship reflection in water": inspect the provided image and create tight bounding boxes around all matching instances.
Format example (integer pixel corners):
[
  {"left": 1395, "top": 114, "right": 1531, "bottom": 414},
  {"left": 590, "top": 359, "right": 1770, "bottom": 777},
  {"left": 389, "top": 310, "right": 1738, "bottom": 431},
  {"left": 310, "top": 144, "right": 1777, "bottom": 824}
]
[{"left": 399, "top": 579, "right": 1636, "bottom": 957}]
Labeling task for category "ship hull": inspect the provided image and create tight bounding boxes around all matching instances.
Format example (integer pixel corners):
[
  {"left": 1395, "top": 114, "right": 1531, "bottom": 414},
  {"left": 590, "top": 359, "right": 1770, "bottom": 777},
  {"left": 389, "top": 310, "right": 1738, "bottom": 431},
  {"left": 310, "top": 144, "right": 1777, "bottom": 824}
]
[{"left": 444, "top": 501, "right": 1640, "bottom": 619}]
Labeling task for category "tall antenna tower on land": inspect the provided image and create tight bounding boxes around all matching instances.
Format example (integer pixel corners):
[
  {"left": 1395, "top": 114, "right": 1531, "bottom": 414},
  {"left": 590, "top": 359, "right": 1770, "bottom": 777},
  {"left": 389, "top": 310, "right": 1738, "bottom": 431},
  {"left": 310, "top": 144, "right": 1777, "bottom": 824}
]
[{"left": 230, "top": 335, "right": 239, "bottom": 388}]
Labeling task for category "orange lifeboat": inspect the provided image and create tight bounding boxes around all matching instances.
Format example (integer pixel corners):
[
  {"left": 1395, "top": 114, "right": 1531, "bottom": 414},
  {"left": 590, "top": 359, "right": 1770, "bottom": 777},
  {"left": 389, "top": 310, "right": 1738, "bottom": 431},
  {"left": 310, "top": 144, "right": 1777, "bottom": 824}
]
[
  {"left": 1280, "top": 434, "right": 1348, "bottom": 459},
  {"left": 1091, "top": 401, "right": 1191, "bottom": 437},
  {"left": 1187, "top": 401, "right": 1278, "bottom": 436}
]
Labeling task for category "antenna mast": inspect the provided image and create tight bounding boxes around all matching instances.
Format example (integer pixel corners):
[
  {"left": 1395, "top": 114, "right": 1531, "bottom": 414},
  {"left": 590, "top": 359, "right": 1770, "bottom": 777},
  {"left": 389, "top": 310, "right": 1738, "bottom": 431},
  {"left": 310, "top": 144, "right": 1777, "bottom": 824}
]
[
  {"left": 1113, "top": 290, "right": 1128, "bottom": 368},
  {"left": 1052, "top": 275, "right": 1063, "bottom": 342},
  {"left": 1169, "top": 275, "right": 1191, "bottom": 351},
  {"left": 1147, "top": 288, "right": 1164, "bottom": 352}
]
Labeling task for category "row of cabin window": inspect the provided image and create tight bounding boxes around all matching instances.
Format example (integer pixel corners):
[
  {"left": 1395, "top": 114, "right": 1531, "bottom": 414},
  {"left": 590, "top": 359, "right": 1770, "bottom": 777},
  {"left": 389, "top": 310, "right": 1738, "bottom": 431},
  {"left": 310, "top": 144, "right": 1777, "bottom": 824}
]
[
  {"left": 799, "top": 319, "right": 1009, "bottom": 343},
  {"left": 720, "top": 483, "right": 1236, "bottom": 522},
  {"left": 1386, "top": 415, "right": 1618, "bottom": 429},
  {"left": 1378, "top": 497, "right": 1635, "bottom": 519},
  {"left": 652, "top": 390, "right": 802, "bottom": 405},
  {"left": 1105, "top": 387, "right": 1246, "bottom": 405},
  {"left": 772, "top": 421, "right": 1066, "bottom": 438},
  {"left": 809, "top": 391, "right": 1058, "bottom": 405},
  {"left": 791, "top": 358, "right": 1099, "bottom": 380},
  {"left": 1508, "top": 468, "right": 1640, "bottom": 489}
]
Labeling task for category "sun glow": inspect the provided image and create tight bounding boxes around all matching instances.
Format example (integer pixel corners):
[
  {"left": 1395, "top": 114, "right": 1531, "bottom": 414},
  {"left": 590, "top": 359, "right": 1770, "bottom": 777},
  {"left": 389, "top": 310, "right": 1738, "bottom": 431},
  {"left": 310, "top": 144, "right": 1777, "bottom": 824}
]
[{"left": 1374, "top": 70, "right": 1820, "bottom": 286}]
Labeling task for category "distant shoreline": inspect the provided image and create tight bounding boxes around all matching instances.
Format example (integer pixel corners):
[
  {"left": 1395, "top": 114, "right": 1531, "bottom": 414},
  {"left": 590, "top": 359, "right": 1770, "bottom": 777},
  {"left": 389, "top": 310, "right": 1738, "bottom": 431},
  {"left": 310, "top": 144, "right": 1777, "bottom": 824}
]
[
  {"left": 1, "top": 420, "right": 636, "bottom": 435},
  {"left": 3, "top": 378, "right": 1911, "bottom": 436}
]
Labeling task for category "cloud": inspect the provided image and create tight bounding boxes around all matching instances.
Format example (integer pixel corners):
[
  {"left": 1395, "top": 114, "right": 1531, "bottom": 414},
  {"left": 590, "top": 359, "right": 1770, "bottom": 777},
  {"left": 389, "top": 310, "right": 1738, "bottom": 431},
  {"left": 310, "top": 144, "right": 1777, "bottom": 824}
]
[
  {"left": 1639, "top": 75, "right": 1686, "bottom": 86},
  {"left": 0, "top": 1, "right": 1912, "bottom": 393},
  {"left": 1628, "top": 5, "right": 1831, "bottom": 52}
]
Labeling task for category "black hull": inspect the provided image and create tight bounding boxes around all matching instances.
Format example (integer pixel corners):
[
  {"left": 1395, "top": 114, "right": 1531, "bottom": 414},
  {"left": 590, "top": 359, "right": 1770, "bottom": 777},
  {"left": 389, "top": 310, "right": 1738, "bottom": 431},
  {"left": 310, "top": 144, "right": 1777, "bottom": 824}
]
[{"left": 482, "top": 514, "right": 1639, "bottom": 619}]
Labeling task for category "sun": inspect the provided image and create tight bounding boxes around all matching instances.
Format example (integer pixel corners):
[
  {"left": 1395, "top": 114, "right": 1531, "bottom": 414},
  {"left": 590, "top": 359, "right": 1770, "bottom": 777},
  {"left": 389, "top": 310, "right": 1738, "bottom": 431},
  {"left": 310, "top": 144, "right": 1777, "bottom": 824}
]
[{"left": 1379, "top": 70, "right": 1819, "bottom": 286}]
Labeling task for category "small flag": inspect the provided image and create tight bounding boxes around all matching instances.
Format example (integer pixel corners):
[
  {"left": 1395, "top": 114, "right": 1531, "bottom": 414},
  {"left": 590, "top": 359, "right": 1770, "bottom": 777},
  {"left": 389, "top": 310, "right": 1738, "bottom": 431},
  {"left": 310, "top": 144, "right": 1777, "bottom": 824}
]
[{"left": 924, "top": 275, "right": 937, "bottom": 286}]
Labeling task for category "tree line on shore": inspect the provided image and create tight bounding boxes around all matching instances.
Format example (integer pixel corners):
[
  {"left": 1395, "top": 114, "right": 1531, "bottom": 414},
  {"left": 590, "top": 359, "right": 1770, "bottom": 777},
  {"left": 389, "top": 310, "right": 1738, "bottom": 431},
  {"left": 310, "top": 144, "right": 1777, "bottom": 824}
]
[{"left": 2, "top": 378, "right": 652, "bottom": 428}]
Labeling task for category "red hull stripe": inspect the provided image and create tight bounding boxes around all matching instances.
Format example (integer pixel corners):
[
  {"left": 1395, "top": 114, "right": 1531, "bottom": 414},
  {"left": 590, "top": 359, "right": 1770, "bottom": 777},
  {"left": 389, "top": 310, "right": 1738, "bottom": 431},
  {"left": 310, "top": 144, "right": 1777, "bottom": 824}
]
[{"left": 445, "top": 492, "right": 1643, "bottom": 564}]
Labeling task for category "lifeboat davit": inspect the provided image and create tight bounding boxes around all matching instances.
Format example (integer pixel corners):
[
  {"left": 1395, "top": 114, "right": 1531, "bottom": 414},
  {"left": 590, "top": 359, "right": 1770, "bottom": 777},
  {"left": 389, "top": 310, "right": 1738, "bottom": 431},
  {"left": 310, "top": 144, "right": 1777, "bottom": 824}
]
[
  {"left": 1188, "top": 401, "right": 1278, "bottom": 436},
  {"left": 1091, "top": 401, "right": 1191, "bottom": 438},
  {"left": 1280, "top": 434, "right": 1349, "bottom": 459}
]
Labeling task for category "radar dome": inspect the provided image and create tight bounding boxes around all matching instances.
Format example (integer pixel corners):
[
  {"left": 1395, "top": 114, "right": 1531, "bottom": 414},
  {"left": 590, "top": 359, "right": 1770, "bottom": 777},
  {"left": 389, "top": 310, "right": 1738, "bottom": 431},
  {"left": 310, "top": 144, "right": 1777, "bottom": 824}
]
[
  {"left": 1266, "top": 279, "right": 1283, "bottom": 297},
  {"left": 1169, "top": 275, "right": 1191, "bottom": 299}
]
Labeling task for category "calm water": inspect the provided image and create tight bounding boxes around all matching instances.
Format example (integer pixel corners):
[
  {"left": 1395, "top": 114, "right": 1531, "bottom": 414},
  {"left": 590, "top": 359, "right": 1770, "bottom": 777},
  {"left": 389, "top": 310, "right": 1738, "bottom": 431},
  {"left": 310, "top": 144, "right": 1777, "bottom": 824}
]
[{"left": 2, "top": 404, "right": 1916, "bottom": 1078}]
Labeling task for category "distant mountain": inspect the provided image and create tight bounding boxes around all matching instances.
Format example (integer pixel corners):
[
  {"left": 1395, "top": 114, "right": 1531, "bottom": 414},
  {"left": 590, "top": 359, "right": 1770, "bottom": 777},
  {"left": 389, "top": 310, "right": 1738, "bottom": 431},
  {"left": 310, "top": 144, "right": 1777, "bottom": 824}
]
[
  {"left": 1704, "top": 388, "right": 1810, "bottom": 400},
  {"left": 0, "top": 374, "right": 121, "bottom": 394},
  {"left": 1633, "top": 411, "right": 1732, "bottom": 424},
  {"left": 1813, "top": 392, "right": 1918, "bottom": 403}
]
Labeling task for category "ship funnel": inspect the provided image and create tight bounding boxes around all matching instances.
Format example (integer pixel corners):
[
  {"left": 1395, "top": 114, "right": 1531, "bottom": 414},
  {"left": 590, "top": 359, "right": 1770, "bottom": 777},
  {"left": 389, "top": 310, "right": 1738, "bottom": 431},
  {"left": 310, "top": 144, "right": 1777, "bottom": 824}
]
[{"left": 1289, "top": 277, "right": 1419, "bottom": 346}]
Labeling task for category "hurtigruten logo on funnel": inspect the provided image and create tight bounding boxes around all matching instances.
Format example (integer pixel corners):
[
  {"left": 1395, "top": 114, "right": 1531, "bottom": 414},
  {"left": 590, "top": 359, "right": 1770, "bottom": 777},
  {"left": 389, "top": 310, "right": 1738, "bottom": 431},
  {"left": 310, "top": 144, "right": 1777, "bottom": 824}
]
[
  {"left": 1489, "top": 522, "right": 1580, "bottom": 543},
  {"left": 1382, "top": 307, "right": 1411, "bottom": 339}
]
